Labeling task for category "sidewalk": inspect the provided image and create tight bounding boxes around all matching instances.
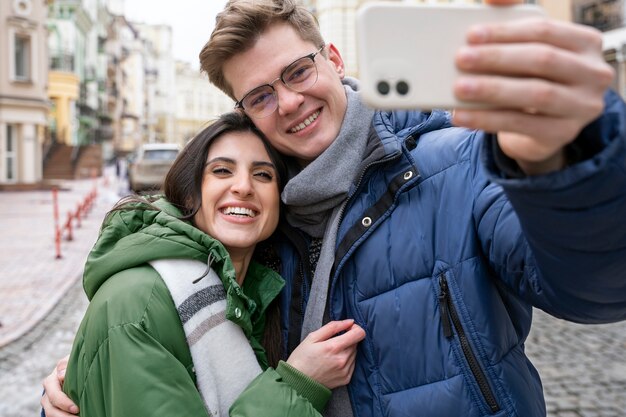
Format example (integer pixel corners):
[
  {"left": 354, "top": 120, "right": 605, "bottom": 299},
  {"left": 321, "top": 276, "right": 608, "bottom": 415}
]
[{"left": 0, "top": 167, "right": 122, "bottom": 348}]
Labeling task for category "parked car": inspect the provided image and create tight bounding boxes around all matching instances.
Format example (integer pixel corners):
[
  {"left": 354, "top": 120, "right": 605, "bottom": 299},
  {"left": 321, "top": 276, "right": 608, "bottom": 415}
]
[{"left": 128, "top": 143, "right": 180, "bottom": 193}]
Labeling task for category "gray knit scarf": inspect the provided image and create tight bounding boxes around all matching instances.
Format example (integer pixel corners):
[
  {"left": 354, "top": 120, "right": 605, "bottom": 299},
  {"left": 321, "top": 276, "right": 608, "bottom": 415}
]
[
  {"left": 282, "top": 78, "right": 375, "bottom": 417},
  {"left": 282, "top": 78, "right": 374, "bottom": 238}
]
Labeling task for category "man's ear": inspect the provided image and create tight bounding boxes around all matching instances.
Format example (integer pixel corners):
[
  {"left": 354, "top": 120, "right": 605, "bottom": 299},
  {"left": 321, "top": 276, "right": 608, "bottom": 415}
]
[{"left": 326, "top": 43, "right": 345, "bottom": 79}]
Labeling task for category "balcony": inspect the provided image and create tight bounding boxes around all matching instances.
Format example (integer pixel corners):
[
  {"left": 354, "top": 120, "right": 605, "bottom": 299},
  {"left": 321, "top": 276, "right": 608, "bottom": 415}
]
[
  {"left": 575, "top": 0, "right": 624, "bottom": 32},
  {"left": 49, "top": 53, "right": 75, "bottom": 72}
]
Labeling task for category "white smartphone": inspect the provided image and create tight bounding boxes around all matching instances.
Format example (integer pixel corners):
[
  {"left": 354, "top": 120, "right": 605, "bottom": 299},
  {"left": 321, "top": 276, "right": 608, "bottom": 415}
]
[{"left": 356, "top": 3, "right": 546, "bottom": 110}]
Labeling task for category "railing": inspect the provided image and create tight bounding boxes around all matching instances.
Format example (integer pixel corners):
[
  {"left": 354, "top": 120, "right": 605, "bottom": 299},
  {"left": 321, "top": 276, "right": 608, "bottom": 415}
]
[
  {"left": 49, "top": 53, "right": 75, "bottom": 72},
  {"left": 52, "top": 185, "right": 98, "bottom": 259},
  {"left": 42, "top": 131, "right": 58, "bottom": 166}
]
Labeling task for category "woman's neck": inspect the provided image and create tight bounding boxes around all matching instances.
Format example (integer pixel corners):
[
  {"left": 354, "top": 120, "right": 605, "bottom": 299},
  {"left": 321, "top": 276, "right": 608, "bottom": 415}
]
[{"left": 227, "top": 247, "right": 254, "bottom": 286}]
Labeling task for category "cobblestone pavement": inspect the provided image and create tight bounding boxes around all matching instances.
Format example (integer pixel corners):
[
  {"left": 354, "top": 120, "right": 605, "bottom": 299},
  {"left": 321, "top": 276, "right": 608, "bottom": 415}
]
[
  {"left": 0, "top": 278, "right": 88, "bottom": 417},
  {"left": 526, "top": 310, "right": 626, "bottom": 417},
  {"left": 0, "top": 166, "right": 126, "bottom": 417},
  {"left": 0, "top": 174, "right": 118, "bottom": 348}
]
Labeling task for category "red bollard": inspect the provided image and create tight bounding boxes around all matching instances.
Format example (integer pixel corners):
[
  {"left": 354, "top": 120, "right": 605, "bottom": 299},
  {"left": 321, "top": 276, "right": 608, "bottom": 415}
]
[
  {"left": 52, "top": 187, "right": 62, "bottom": 259},
  {"left": 84, "top": 194, "right": 92, "bottom": 216},
  {"left": 75, "top": 202, "right": 82, "bottom": 228},
  {"left": 65, "top": 211, "right": 73, "bottom": 241},
  {"left": 55, "top": 228, "right": 62, "bottom": 259}
]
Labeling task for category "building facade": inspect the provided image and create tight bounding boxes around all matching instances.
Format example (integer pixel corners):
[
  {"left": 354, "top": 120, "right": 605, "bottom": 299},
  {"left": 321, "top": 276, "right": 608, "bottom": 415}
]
[
  {"left": 174, "top": 61, "right": 233, "bottom": 145},
  {"left": 47, "top": 0, "right": 96, "bottom": 146},
  {"left": 0, "top": 0, "right": 50, "bottom": 187},
  {"left": 134, "top": 23, "right": 176, "bottom": 144}
]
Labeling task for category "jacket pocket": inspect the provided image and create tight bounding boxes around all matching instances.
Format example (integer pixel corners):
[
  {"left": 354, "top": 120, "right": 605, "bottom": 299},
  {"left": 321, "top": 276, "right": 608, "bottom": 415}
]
[{"left": 438, "top": 272, "right": 501, "bottom": 414}]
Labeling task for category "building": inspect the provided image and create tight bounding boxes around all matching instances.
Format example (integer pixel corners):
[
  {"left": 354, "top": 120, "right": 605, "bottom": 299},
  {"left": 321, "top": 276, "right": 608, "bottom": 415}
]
[
  {"left": 47, "top": 0, "right": 96, "bottom": 146},
  {"left": 174, "top": 61, "right": 233, "bottom": 145},
  {"left": 115, "top": 16, "right": 147, "bottom": 154},
  {"left": 573, "top": 0, "right": 624, "bottom": 31},
  {"left": 536, "top": 0, "right": 573, "bottom": 21},
  {"left": 133, "top": 23, "right": 176, "bottom": 144},
  {"left": 0, "top": 0, "right": 50, "bottom": 188},
  {"left": 586, "top": 0, "right": 626, "bottom": 99}
]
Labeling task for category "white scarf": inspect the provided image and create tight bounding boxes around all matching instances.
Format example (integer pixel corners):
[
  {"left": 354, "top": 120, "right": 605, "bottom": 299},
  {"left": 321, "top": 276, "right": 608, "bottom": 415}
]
[{"left": 150, "top": 259, "right": 262, "bottom": 417}]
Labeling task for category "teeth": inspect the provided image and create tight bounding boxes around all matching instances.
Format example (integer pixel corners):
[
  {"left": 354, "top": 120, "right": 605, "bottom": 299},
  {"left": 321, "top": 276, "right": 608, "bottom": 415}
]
[
  {"left": 222, "top": 207, "right": 256, "bottom": 217},
  {"left": 290, "top": 110, "right": 320, "bottom": 133}
]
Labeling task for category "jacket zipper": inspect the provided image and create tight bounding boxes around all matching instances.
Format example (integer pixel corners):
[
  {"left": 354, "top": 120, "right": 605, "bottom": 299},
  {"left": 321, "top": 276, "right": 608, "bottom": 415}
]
[
  {"left": 328, "top": 153, "right": 401, "bottom": 321},
  {"left": 438, "top": 274, "right": 500, "bottom": 413}
]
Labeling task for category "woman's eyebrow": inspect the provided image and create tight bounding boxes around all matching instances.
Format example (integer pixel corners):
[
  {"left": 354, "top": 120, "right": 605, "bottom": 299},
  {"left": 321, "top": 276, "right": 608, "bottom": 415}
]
[
  {"left": 205, "top": 157, "right": 234, "bottom": 166},
  {"left": 205, "top": 158, "right": 275, "bottom": 169},
  {"left": 252, "top": 161, "right": 276, "bottom": 169}
]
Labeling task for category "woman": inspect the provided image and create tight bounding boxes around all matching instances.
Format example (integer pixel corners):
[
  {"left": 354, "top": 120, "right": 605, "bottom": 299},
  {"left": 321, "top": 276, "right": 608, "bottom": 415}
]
[{"left": 54, "top": 112, "right": 364, "bottom": 417}]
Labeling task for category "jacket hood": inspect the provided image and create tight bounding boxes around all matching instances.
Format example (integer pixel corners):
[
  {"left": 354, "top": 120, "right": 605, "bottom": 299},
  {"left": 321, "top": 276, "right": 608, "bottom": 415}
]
[
  {"left": 83, "top": 198, "right": 231, "bottom": 300},
  {"left": 373, "top": 108, "right": 453, "bottom": 155}
]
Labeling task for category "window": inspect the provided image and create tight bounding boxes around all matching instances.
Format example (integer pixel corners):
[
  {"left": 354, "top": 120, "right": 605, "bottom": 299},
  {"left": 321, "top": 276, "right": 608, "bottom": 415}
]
[
  {"left": 14, "top": 35, "right": 31, "bottom": 81},
  {"left": 5, "top": 125, "right": 18, "bottom": 182}
]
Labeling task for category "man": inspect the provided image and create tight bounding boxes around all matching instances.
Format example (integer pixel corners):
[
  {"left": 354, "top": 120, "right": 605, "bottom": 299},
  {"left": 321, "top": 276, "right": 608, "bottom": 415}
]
[{"left": 43, "top": 0, "right": 626, "bottom": 416}]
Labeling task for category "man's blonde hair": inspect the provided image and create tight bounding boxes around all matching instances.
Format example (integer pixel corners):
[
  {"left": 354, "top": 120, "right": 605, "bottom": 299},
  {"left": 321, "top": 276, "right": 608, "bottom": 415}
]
[{"left": 199, "top": 0, "right": 325, "bottom": 100}]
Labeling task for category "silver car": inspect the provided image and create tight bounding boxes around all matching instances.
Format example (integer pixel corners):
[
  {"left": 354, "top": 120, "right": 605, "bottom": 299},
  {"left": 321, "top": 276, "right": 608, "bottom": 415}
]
[{"left": 128, "top": 143, "right": 180, "bottom": 193}]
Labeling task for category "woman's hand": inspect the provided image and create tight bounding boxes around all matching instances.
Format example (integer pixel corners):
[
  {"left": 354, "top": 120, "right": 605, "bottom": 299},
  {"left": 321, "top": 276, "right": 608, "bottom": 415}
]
[
  {"left": 286, "top": 319, "right": 366, "bottom": 389},
  {"left": 40, "top": 355, "right": 79, "bottom": 416}
]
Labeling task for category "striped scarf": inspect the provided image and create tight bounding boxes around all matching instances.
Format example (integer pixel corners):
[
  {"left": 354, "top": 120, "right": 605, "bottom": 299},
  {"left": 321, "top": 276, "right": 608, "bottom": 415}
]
[{"left": 150, "top": 259, "right": 262, "bottom": 417}]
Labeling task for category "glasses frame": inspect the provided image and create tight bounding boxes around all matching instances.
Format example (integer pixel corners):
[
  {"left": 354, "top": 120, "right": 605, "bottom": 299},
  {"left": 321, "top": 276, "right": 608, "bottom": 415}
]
[{"left": 234, "top": 45, "right": 325, "bottom": 119}]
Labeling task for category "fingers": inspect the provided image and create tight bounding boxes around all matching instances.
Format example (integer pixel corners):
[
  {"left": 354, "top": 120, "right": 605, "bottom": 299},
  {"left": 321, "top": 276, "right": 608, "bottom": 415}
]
[
  {"left": 456, "top": 43, "right": 612, "bottom": 87},
  {"left": 286, "top": 321, "right": 365, "bottom": 389},
  {"left": 467, "top": 18, "right": 603, "bottom": 54},
  {"left": 41, "top": 360, "right": 79, "bottom": 415},
  {"left": 56, "top": 355, "right": 70, "bottom": 384},
  {"left": 306, "top": 319, "right": 355, "bottom": 342},
  {"left": 308, "top": 321, "right": 366, "bottom": 352},
  {"left": 451, "top": 15, "right": 613, "bottom": 170},
  {"left": 454, "top": 76, "right": 605, "bottom": 120},
  {"left": 331, "top": 324, "right": 366, "bottom": 350},
  {"left": 40, "top": 392, "right": 78, "bottom": 417}
]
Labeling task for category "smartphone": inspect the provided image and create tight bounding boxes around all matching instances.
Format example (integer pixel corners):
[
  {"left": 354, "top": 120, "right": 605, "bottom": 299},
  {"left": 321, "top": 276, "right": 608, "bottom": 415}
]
[{"left": 356, "top": 3, "right": 545, "bottom": 110}]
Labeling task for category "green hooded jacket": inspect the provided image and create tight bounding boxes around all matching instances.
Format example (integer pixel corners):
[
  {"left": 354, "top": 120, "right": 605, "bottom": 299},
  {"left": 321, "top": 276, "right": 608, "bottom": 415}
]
[{"left": 63, "top": 199, "right": 330, "bottom": 417}]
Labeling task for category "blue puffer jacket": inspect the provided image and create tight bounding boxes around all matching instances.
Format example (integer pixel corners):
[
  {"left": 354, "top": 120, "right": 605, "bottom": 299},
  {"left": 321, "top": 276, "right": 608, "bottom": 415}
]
[{"left": 279, "top": 91, "right": 626, "bottom": 417}]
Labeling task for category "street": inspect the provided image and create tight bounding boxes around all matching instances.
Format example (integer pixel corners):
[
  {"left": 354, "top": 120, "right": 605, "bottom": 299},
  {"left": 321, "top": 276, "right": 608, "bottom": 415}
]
[{"left": 0, "top": 278, "right": 88, "bottom": 417}]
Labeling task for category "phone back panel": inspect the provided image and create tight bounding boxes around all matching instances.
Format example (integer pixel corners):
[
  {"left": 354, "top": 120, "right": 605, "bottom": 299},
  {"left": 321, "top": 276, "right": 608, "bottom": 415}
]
[{"left": 356, "top": 3, "right": 545, "bottom": 110}]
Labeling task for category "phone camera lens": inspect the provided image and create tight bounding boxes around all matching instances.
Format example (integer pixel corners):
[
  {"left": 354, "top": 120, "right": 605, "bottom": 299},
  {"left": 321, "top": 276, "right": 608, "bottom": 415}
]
[
  {"left": 377, "top": 81, "right": 390, "bottom": 95},
  {"left": 396, "top": 81, "right": 410, "bottom": 96}
]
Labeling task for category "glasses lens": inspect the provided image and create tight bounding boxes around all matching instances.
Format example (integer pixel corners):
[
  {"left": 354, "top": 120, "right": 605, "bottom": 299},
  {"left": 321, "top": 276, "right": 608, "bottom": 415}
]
[
  {"left": 283, "top": 57, "right": 318, "bottom": 92},
  {"left": 242, "top": 86, "right": 277, "bottom": 118}
]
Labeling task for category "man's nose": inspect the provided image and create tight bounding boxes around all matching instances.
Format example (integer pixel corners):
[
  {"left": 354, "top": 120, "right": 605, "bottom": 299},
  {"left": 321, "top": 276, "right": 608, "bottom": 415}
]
[{"left": 275, "top": 83, "right": 304, "bottom": 116}]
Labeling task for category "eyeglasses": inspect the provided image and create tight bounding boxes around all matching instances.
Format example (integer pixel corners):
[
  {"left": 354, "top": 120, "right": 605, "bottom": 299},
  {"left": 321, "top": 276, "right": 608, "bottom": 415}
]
[{"left": 234, "top": 45, "right": 325, "bottom": 119}]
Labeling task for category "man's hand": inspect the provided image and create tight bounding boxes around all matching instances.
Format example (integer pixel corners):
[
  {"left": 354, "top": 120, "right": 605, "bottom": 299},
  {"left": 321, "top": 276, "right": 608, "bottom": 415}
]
[
  {"left": 40, "top": 355, "right": 79, "bottom": 416},
  {"left": 287, "top": 319, "right": 366, "bottom": 389},
  {"left": 452, "top": 0, "right": 614, "bottom": 175}
]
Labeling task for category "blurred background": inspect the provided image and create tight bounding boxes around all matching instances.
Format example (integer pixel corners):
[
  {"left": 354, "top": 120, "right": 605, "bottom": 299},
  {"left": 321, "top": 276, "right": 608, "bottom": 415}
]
[
  {"left": 0, "top": 1, "right": 625, "bottom": 417},
  {"left": 1, "top": 0, "right": 626, "bottom": 190}
]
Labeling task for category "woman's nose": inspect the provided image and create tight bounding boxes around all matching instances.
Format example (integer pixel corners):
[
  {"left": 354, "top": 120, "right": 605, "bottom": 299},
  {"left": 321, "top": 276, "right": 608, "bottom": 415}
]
[{"left": 230, "top": 174, "right": 253, "bottom": 196}]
